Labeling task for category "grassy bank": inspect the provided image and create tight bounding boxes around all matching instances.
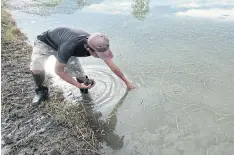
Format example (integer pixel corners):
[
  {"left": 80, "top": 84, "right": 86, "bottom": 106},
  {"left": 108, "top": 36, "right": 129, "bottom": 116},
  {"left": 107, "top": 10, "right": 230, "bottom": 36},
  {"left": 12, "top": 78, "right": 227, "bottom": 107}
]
[{"left": 1, "top": 7, "right": 101, "bottom": 155}]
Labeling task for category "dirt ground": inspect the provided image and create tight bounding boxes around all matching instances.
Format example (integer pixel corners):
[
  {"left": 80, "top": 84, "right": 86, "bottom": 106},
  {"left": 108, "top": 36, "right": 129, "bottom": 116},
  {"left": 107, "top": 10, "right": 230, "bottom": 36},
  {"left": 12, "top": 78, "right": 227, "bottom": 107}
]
[{"left": 0, "top": 7, "right": 115, "bottom": 155}]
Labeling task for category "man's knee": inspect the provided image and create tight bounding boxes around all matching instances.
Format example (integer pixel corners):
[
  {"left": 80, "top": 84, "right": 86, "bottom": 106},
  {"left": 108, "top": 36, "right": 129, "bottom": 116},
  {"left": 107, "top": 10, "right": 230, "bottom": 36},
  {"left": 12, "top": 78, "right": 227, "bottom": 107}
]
[
  {"left": 30, "top": 59, "right": 45, "bottom": 73},
  {"left": 30, "top": 69, "right": 44, "bottom": 74},
  {"left": 30, "top": 49, "right": 49, "bottom": 73},
  {"left": 30, "top": 68, "right": 48, "bottom": 87},
  {"left": 30, "top": 63, "right": 44, "bottom": 74}
]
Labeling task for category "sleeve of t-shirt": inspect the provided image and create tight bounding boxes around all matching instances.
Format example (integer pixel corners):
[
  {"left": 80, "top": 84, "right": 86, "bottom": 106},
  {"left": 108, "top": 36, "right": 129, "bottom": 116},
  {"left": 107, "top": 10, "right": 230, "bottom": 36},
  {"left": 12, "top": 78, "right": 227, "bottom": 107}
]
[{"left": 57, "top": 41, "right": 75, "bottom": 64}]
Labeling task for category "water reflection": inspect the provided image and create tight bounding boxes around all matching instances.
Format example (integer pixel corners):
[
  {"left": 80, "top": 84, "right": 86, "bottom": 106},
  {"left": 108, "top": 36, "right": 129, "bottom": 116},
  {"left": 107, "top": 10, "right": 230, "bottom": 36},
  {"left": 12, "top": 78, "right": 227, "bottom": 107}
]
[
  {"left": 80, "top": 89, "right": 129, "bottom": 150},
  {"left": 36, "top": 0, "right": 62, "bottom": 7},
  {"left": 7, "top": 0, "right": 234, "bottom": 20},
  {"left": 77, "top": 0, "right": 87, "bottom": 9},
  {"left": 131, "top": 0, "right": 150, "bottom": 20},
  {"left": 176, "top": 8, "right": 234, "bottom": 20},
  {"left": 7, "top": 0, "right": 151, "bottom": 19},
  {"left": 6, "top": 0, "right": 90, "bottom": 15}
]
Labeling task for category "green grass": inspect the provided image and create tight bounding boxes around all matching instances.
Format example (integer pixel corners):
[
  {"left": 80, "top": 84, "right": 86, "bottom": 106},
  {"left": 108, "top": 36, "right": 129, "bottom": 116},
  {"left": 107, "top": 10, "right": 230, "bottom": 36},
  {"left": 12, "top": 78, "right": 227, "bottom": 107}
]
[
  {"left": 4, "top": 26, "right": 21, "bottom": 41},
  {"left": 1, "top": 8, "right": 24, "bottom": 41}
]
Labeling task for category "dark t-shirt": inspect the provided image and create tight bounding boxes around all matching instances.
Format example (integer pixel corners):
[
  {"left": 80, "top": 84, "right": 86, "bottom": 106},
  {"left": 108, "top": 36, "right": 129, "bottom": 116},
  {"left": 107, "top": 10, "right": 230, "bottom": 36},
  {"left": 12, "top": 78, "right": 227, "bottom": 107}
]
[{"left": 37, "top": 27, "right": 91, "bottom": 64}]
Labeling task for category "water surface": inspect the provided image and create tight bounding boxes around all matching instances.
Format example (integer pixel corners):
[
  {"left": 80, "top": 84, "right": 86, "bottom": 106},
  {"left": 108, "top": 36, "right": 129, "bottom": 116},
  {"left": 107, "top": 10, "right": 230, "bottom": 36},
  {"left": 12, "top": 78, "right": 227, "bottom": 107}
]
[{"left": 7, "top": 0, "right": 234, "bottom": 154}]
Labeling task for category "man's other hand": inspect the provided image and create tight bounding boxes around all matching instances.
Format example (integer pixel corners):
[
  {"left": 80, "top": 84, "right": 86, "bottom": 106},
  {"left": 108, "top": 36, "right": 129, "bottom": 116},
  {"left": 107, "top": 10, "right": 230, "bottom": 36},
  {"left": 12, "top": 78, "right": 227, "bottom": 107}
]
[{"left": 76, "top": 81, "right": 95, "bottom": 89}]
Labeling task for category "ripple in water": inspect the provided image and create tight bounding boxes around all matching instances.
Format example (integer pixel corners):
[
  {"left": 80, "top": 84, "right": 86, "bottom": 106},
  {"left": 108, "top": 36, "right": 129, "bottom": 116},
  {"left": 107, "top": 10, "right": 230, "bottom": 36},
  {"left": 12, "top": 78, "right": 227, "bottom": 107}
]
[
  {"left": 83, "top": 65, "right": 126, "bottom": 107},
  {"left": 47, "top": 61, "right": 126, "bottom": 112}
]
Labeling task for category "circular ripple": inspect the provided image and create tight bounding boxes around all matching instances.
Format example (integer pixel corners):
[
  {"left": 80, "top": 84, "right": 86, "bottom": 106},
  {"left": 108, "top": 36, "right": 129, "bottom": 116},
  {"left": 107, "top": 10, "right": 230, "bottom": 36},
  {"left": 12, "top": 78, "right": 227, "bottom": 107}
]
[
  {"left": 50, "top": 64, "right": 126, "bottom": 109},
  {"left": 83, "top": 65, "right": 126, "bottom": 107}
]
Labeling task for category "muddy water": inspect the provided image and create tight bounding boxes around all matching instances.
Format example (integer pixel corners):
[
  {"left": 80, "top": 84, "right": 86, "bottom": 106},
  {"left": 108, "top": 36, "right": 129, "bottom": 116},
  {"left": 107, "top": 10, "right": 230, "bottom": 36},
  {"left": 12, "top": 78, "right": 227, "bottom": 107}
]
[{"left": 7, "top": 0, "right": 234, "bottom": 154}]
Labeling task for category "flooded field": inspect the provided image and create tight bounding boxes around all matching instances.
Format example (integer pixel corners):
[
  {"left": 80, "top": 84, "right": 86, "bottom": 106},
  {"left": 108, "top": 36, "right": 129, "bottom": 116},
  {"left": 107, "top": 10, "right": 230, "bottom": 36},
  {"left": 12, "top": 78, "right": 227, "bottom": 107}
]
[{"left": 5, "top": 0, "right": 234, "bottom": 154}]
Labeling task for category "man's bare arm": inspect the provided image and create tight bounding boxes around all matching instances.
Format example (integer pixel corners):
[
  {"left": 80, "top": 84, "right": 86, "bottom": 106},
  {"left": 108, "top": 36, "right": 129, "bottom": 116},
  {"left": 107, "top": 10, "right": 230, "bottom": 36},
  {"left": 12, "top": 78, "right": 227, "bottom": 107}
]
[
  {"left": 54, "top": 60, "right": 92, "bottom": 89},
  {"left": 104, "top": 59, "right": 135, "bottom": 89}
]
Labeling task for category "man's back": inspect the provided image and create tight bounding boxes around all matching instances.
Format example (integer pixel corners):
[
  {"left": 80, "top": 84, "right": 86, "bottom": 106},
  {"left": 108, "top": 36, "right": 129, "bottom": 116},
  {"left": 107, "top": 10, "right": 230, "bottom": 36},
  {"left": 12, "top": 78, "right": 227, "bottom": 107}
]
[
  {"left": 37, "top": 27, "right": 90, "bottom": 50},
  {"left": 36, "top": 27, "right": 91, "bottom": 64}
]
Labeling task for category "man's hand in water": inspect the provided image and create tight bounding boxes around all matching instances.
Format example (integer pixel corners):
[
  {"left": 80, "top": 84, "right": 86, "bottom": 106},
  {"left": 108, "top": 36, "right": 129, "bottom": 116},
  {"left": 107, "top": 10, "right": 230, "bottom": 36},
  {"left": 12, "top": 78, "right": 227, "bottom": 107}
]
[
  {"left": 104, "top": 59, "right": 136, "bottom": 90},
  {"left": 126, "top": 82, "right": 136, "bottom": 89},
  {"left": 55, "top": 60, "right": 95, "bottom": 89},
  {"left": 75, "top": 82, "right": 94, "bottom": 89},
  {"left": 76, "top": 79, "right": 96, "bottom": 89}
]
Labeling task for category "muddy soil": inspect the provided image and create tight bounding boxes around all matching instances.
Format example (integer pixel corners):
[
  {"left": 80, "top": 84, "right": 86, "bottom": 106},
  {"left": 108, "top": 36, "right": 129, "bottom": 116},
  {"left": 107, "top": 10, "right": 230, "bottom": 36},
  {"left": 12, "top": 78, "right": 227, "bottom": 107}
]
[{"left": 0, "top": 8, "right": 119, "bottom": 155}]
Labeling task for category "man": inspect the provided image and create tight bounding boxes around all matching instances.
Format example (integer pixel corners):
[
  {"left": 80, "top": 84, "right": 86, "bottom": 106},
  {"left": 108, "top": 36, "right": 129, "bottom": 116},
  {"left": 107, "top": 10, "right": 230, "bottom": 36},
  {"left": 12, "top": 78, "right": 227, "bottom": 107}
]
[{"left": 30, "top": 27, "right": 135, "bottom": 103}]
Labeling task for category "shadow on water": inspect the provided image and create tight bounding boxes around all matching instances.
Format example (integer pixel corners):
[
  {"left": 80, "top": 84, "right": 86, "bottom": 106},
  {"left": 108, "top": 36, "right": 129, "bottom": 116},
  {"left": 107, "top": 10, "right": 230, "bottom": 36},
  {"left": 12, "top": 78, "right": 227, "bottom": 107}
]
[{"left": 79, "top": 89, "right": 129, "bottom": 150}]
